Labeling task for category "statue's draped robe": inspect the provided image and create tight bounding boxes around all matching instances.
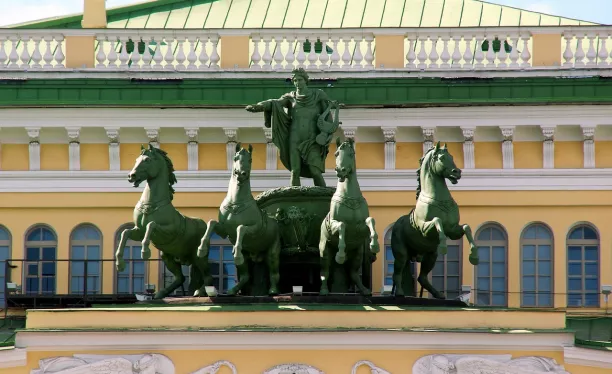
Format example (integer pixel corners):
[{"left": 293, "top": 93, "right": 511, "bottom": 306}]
[{"left": 261, "top": 89, "right": 332, "bottom": 178}]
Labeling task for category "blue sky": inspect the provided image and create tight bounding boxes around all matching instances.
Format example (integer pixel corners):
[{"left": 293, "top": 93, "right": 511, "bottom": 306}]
[{"left": 0, "top": 0, "right": 611, "bottom": 27}]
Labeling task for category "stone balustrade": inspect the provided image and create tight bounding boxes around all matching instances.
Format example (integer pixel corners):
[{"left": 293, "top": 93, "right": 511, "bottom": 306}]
[{"left": 2, "top": 26, "right": 612, "bottom": 71}]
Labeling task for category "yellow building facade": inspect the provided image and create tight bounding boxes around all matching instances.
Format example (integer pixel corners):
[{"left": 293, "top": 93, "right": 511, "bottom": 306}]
[{"left": 0, "top": 0, "right": 612, "bottom": 372}]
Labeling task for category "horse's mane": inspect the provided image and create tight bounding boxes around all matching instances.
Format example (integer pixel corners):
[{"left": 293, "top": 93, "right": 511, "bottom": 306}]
[
  {"left": 145, "top": 145, "right": 177, "bottom": 200},
  {"left": 415, "top": 145, "right": 437, "bottom": 201},
  {"left": 335, "top": 138, "right": 355, "bottom": 156}
]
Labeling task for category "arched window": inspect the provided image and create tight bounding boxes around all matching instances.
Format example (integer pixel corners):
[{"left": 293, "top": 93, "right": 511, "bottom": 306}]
[
  {"left": 475, "top": 224, "right": 507, "bottom": 307},
  {"left": 431, "top": 238, "right": 462, "bottom": 299},
  {"left": 0, "top": 226, "right": 11, "bottom": 306},
  {"left": 115, "top": 224, "right": 146, "bottom": 294},
  {"left": 24, "top": 225, "right": 57, "bottom": 295},
  {"left": 521, "top": 224, "right": 553, "bottom": 307},
  {"left": 567, "top": 224, "right": 600, "bottom": 308},
  {"left": 69, "top": 224, "right": 102, "bottom": 295},
  {"left": 383, "top": 227, "right": 416, "bottom": 294}
]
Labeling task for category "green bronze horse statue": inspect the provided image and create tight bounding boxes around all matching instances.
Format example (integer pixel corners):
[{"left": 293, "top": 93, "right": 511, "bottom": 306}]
[
  {"left": 115, "top": 144, "right": 213, "bottom": 299},
  {"left": 390, "top": 142, "right": 479, "bottom": 299},
  {"left": 319, "top": 138, "right": 380, "bottom": 296},
  {"left": 197, "top": 143, "right": 282, "bottom": 296}
]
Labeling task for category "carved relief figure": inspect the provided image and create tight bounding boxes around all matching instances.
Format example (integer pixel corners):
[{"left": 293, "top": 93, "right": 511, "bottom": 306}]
[
  {"left": 31, "top": 353, "right": 175, "bottom": 374},
  {"left": 413, "top": 354, "right": 571, "bottom": 374}
]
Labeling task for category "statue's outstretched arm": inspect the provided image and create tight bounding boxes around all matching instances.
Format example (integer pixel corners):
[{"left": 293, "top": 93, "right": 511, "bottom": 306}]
[{"left": 245, "top": 96, "right": 290, "bottom": 113}]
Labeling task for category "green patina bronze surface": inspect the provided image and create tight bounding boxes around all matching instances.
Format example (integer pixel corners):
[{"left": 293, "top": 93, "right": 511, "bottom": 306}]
[
  {"left": 115, "top": 144, "right": 213, "bottom": 298},
  {"left": 246, "top": 68, "right": 340, "bottom": 187},
  {"left": 390, "top": 142, "right": 479, "bottom": 299}
]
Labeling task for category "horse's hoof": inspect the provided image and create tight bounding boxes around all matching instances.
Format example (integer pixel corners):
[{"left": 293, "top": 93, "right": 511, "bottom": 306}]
[
  {"left": 319, "top": 289, "right": 329, "bottom": 296},
  {"left": 196, "top": 247, "right": 207, "bottom": 259},
  {"left": 234, "top": 254, "right": 245, "bottom": 266},
  {"left": 269, "top": 288, "right": 279, "bottom": 296},
  {"left": 227, "top": 287, "right": 239, "bottom": 296},
  {"left": 115, "top": 261, "right": 126, "bottom": 273},
  {"left": 434, "top": 293, "right": 446, "bottom": 300},
  {"left": 335, "top": 253, "right": 346, "bottom": 264},
  {"left": 469, "top": 255, "right": 479, "bottom": 265},
  {"left": 141, "top": 250, "right": 151, "bottom": 260},
  {"left": 361, "top": 290, "right": 372, "bottom": 297},
  {"left": 370, "top": 242, "right": 380, "bottom": 254},
  {"left": 153, "top": 292, "right": 166, "bottom": 300}
]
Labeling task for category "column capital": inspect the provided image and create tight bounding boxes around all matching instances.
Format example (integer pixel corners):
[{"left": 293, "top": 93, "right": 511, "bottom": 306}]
[
  {"left": 500, "top": 126, "right": 515, "bottom": 142},
  {"left": 461, "top": 127, "right": 475, "bottom": 142},
  {"left": 421, "top": 127, "right": 435, "bottom": 141},
  {"left": 540, "top": 126, "right": 556, "bottom": 141},
  {"left": 581, "top": 125, "right": 596, "bottom": 141},
  {"left": 263, "top": 127, "right": 273, "bottom": 143},
  {"left": 185, "top": 127, "right": 199, "bottom": 142},
  {"left": 223, "top": 128, "right": 238, "bottom": 142},
  {"left": 145, "top": 127, "right": 160, "bottom": 142},
  {"left": 381, "top": 127, "right": 397, "bottom": 143},
  {"left": 342, "top": 126, "right": 357, "bottom": 140},
  {"left": 26, "top": 127, "right": 40, "bottom": 142},
  {"left": 66, "top": 127, "right": 81, "bottom": 143},
  {"left": 104, "top": 127, "right": 120, "bottom": 142}
]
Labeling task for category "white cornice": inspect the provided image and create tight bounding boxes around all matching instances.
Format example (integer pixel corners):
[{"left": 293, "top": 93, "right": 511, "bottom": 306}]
[
  {"left": 0, "top": 348, "right": 26, "bottom": 369},
  {"left": 564, "top": 346, "right": 612, "bottom": 369},
  {"left": 15, "top": 331, "right": 573, "bottom": 352},
  {"left": 0, "top": 169, "right": 611, "bottom": 193}
]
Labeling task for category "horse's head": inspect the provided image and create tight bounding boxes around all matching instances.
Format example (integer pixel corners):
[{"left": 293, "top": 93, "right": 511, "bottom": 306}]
[
  {"left": 334, "top": 137, "right": 356, "bottom": 182},
  {"left": 425, "top": 141, "right": 461, "bottom": 184},
  {"left": 128, "top": 144, "right": 163, "bottom": 187},
  {"left": 232, "top": 143, "right": 253, "bottom": 184}
]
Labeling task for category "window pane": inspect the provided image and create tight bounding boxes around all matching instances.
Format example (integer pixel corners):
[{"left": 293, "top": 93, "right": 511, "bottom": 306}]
[
  {"left": 585, "top": 246, "right": 598, "bottom": 261},
  {"left": 72, "top": 245, "right": 85, "bottom": 260},
  {"left": 42, "top": 228, "right": 55, "bottom": 241},
  {"left": 42, "top": 277, "right": 55, "bottom": 293},
  {"left": 87, "top": 245, "right": 100, "bottom": 259},
  {"left": 583, "top": 226, "right": 597, "bottom": 240},
  {"left": 87, "top": 261, "right": 100, "bottom": 276},
  {"left": 208, "top": 248, "right": 220, "bottom": 261},
  {"left": 210, "top": 263, "right": 220, "bottom": 276},
  {"left": 585, "top": 279, "right": 599, "bottom": 291},
  {"left": 384, "top": 276, "right": 393, "bottom": 286},
  {"left": 538, "top": 245, "right": 551, "bottom": 260},
  {"left": 585, "top": 263, "right": 598, "bottom": 276},
  {"left": 134, "top": 261, "right": 145, "bottom": 275},
  {"left": 538, "top": 293, "right": 552, "bottom": 307},
  {"left": 26, "top": 247, "right": 39, "bottom": 261},
  {"left": 477, "top": 293, "right": 490, "bottom": 305},
  {"left": 478, "top": 247, "right": 490, "bottom": 261},
  {"left": 42, "top": 247, "right": 55, "bottom": 261},
  {"left": 117, "top": 277, "right": 129, "bottom": 293},
  {"left": 432, "top": 262, "right": 444, "bottom": 276},
  {"left": 0, "top": 228, "right": 9, "bottom": 241},
  {"left": 223, "top": 277, "right": 237, "bottom": 291},
  {"left": 492, "top": 278, "right": 505, "bottom": 292},
  {"left": 492, "top": 294, "right": 506, "bottom": 306},
  {"left": 536, "top": 226, "right": 551, "bottom": 239},
  {"left": 523, "top": 276, "right": 536, "bottom": 291},
  {"left": 27, "top": 229, "right": 41, "bottom": 242},
  {"left": 523, "top": 294, "right": 536, "bottom": 306},
  {"left": 538, "top": 261, "right": 551, "bottom": 276},
  {"left": 523, "top": 226, "right": 537, "bottom": 239},
  {"left": 523, "top": 245, "right": 536, "bottom": 260},
  {"left": 522, "top": 261, "right": 535, "bottom": 275},
  {"left": 568, "top": 278, "right": 582, "bottom": 291},
  {"left": 71, "top": 277, "right": 82, "bottom": 293},
  {"left": 492, "top": 262, "right": 505, "bottom": 276},
  {"left": 87, "top": 227, "right": 101, "bottom": 240},
  {"left": 72, "top": 261, "right": 85, "bottom": 276},
  {"left": 539, "top": 276, "right": 551, "bottom": 292},
  {"left": 447, "top": 245, "right": 459, "bottom": 259},
  {"left": 42, "top": 262, "right": 55, "bottom": 276},
  {"left": 385, "top": 247, "right": 394, "bottom": 261},
  {"left": 447, "top": 277, "right": 459, "bottom": 292},
  {"left": 568, "top": 293, "right": 582, "bottom": 307},
  {"left": 223, "top": 263, "right": 236, "bottom": 276},
  {"left": 386, "top": 263, "right": 394, "bottom": 276},
  {"left": 585, "top": 293, "right": 599, "bottom": 307},
  {"left": 27, "top": 264, "right": 38, "bottom": 276},
  {"left": 568, "top": 246, "right": 582, "bottom": 261},
  {"left": 131, "top": 246, "right": 142, "bottom": 259},
  {"left": 26, "top": 278, "right": 39, "bottom": 293},
  {"left": 447, "top": 261, "right": 459, "bottom": 276},
  {"left": 568, "top": 228, "right": 582, "bottom": 240},
  {"left": 477, "top": 278, "right": 489, "bottom": 291},
  {"left": 491, "top": 227, "right": 505, "bottom": 240},
  {"left": 477, "top": 228, "right": 491, "bottom": 241},
  {"left": 133, "top": 277, "right": 144, "bottom": 293},
  {"left": 478, "top": 264, "right": 490, "bottom": 277},
  {"left": 492, "top": 246, "right": 505, "bottom": 262},
  {"left": 73, "top": 228, "right": 87, "bottom": 240},
  {"left": 568, "top": 263, "right": 582, "bottom": 276}
]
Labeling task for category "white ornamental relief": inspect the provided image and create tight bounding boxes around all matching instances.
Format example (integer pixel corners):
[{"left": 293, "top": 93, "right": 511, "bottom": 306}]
[
  {"left": 413, "top": 354, "right": 570, "bottom": 374},
  {"left": 351, "top": 360, "right": 391, "bottom": 374},
  {"left": 190, "top": 360, "right": 237, "bottom": 374},
  {"left": 31, "top": 354, "right": 175, "bottom": 374},
  {"left": 263, "top": 363, "right": 325, "bottom": 374}
]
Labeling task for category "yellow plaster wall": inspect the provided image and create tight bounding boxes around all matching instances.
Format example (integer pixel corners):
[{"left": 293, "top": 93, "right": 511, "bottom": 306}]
[
  {"left": 249, "top": 143, "right": 267, "bottom": 170},
  {"left": 595, "top": 140, "right": 612, "bottom": 167},
  {"left": 160, "top": 143, "right": 188, "bottom": 171},
  {"left": 325, "top": 141, "right": 339, "bottom": 170},
  {"left": 474, "top": 142, "right": 502, "bottom": 168},
  {"left": 40, "top": 144, "right": 68, "bottom": 170},
  {"left": 555, "top": 141, "right": 583, "bottom": 168},
  {"left": 532, "top": 34, "right": 562, "bottom": 67},
  {"left": 396, "top": 142, "right": 422, "bottom": 169},
  {"left": 199, "top": 143, "right": 227, "bottom": 170},
  {"left": 82, "top": 0, "right": 107, "bottom": 28},
  {"left": 0, "top": 144, "right": 29, "bottom": 170},
  {"left": 65, "top": 36, "right": 95, "bottom": 69},
  {"left": 220, "top": 36, "right": 250, "bottom": 69},
  {"left": 80, "top": 144, "right": 109, "bottom": 170},
  {"left": 374, "top": 35, "right": 405, "bottom": 68},
  {"left": 356, "top": 143, "right": 384, "bottom": 169},
  {"left": 514, "top": 142, "right": 543, "bottom": 168},
  {"left": 120, "top": 143, "right": 142, "bottom": 170},
  {"left": 444, "top": 142, "right": 464, "bottom": 169}
]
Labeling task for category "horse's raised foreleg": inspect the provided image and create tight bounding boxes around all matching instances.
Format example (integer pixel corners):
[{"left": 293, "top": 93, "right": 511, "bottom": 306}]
[
  {"left": 350, "top": 244, "right": 371, "bottom": 296},
  {"left": 462, "top": 224, "right": 479, "bottom": 266},
  {"left": 418, "top": 252, "right": 445, "bottom": 299},
  {"left": 115, "top": 227, "right": 144, "bottom": 272},
  {"left": 197, "top": 219, "right": 219, "bottom": 259},
  {"left": 156, "top": 253, "right": 185, "bottom": 299},
  {"left": 329, "top": 219, "right": 347, "bottom": 264},
  {"left": 141, "top": 221, "right": 156, "bottom": 260},
  {"left": 234, "top": 224, "right": 258, "bottom": 266},
  {"left": 423, "top": 217, "right": 448, "bottom": 255},
  {"left": 319, "top": 219, "right": 331, "bottom": 296},
  {"left": 365, "top": 217, "right": 380, "bottom": 254}
]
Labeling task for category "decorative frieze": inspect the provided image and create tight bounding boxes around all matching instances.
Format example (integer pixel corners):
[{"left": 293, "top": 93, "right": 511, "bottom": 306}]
[
  {"left": 422, "top": 127, "right": 435, "bottom": 154},
  {"left": 352, "top": 360, "right": 391, "bottom": 374},
  {"left": 500, "top": 126, "right": 515, "bottom": 169},
  {"left": 145, "top": 127, "right": 160, "bottom": 148},
  {"left": 26, "top": 127, "right": 41, "bottom": 171},
  {"left": 224, "top": 128, "right": 238, "bottom": 171},
  {"left": 541, "top": 126, "right": 556, "bottom": 169},
  {"left": 66, "top": 127, "right": 80, "bottom": 171},
  {"left": 191, "top": 360, "right": 237, "bottom": 374},
  {"left": 263, "top": 363, "right": 324, "bottom": 374},
  {"left": 413, "top": 354, "right": 569, "bottom": 374},
  {"left": 105, "top": 127, "right": 120, "bottom": 171},
  {"left": 263, "top": 127, "right": 277, "bottom": 170},
  {"left": 581, "top": 125, "right": 596, "bottom": 168},
  {"left": 32, "top": 353, "right": 175, "bottom": 374},
  {"left": 185, "top": 127, "right": 199, "bottom": 171},
  {"left": 381, "top": 127, "right": 396, "bottom": 170},
  {"left": 461, "top": 127, "right": 475, "bottom": 169}
]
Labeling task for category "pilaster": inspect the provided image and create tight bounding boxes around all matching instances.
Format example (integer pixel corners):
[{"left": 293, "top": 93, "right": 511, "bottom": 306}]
[
  {"left": 461, "top": 127, "right": 475, "bottom": 169},
  {"left": 145, "top": 127, "right": 160, "bottom": 148},
  {"left": 541, "top": 126, "right": 556, "bottom": 169},
  {"left": 500, "top": 126, "right": 515, "bottom": 169},
  {"left": 66, "top": 127, "right": 81, "bottom": 171},
  {"left": 105, "top": 127, "right": 120, "bottom": 171},
  {"left": 422, "top": 127, "right": 435, "bottom": 154},
  {"left": 185, "top": 128, "right": 199, "bottom": 171},
  {"left": 263, "top": 127, "right": 276, "bottom": 170},
  {"left": 381, "top": 127, "right": 396, "bottom": 170},
  {"left": 26, "top": 127, "right": 40, "bottom": 171},
  {"left": 224, "top": 128, "right": 238, "bottom": 171},
  {"left": 581, "top": 125, "right": 596, "bottom": 168}
]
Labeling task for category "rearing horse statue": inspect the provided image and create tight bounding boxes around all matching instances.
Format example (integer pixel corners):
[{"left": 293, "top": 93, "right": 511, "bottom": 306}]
[
  {"left": 115, "top": 144, "right": 213, "bottom": 299},
  {"left": 197, "top": 143, "right": 281, "bottom": 296},
  {"left": 319, "top": 138, "right": 380, "bottom": 296},
  {"left": 391, "top": 142, "right": 479, "bottom": 299}
]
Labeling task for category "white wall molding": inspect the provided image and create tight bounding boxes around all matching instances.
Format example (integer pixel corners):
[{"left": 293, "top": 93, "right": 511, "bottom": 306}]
[
  {"left": 223, "top": 128, "right": 238, "bottom": 171},
  {"left": 30, "top": 353, "right": 175, "bottom": 374},
  {"left": 66, "top": 127, "right": 80, "bottom": 171},
  {"left": 501, "top": 126, "right": 515, "bottom": 169},
  {"left": 0, "top": 348, "right": 26, "bottom": 369},
  {"left": 342, "top": 126, "right": 357, "bottom": 140},
  {"left": 582, "top": 125, "right": 596, "bottom": 168},
  {"left": 422, "top": 127, "right": 435, "bottom": 155},
  {"left": 26, "top": 127, "right": 40, "bottom": 171},
  {"left": 145, "top": 127, "right": 160, "bottom": 148},
  {"left": 461, "top": 126, "right": 475, "bottom": 169},
  {"left": 263, "top": 127, "right": 276, "bottom": 170},
  {"left": 541, "top": 126, "right": 556, "bottom": 169},
  {"left": 104, "top": 127, "right": 120, "bottom": 171},
  {"left": 1, "top": 169, "right": 612, "bottom": 193},
  {"left": 381, "top": 127, "right": 396, "bottom": 170},
  {"left": 185, "top": 127, "right": 199, "bottom": 171},
  {"left": 564, "top": 346, "right": 612, "bottom": 369}
]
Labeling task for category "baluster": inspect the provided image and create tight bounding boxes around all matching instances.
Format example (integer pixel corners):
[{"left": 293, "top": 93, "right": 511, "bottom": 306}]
[
  {"left": 0, "top": 36, "right": 6, "bottom": 69},
  {"left": 209, "top": 36, "right": 220, "bottom": 69},
  {"left": 8, "top": 36, "right": 19, "bottom": 68},
  {"left": 174, "top": 37, "right": 187, "bottom": 70},
  {"left": 42, "top": 36, "right": 55, "bottom": 68},
  {"left": 597, "top": 32, "right": 609, "bottom": 66},
  {"left": 197, "top": 36, "right": 209, "bottom": 70},
  {"left": 273, "top": 35, "right": 285, "bottom": 70},
  {"left": 497, "top": 36, "right": 508, "bottom": 68},
  {"left": 261, "top": 35, "right": 273, "bottom": 70},
  {"left": 296, "top": 36, "right": 307, "bottom": 68},
  {"left": 19, "top": 35, "right": 31, "bottom": 69},
  {"left": 130, "top": 36, "right": 143, "bottom": 69},
  {"left": 307, "top": 35, "right": 318, "bottom": 70},
  {"left": 95, "top": 36, "right": 107, "bottom": 68},
  {"left": 586, "top": 33, "right": 597, "bottom": 67},
  {"left": 163, "top": 37, "right": 175, "bottom": 70},
  {"left": 562, "top": 34, "right": 574, "bottom": 67},
  {"left": 319, "top": 36, "right": 330, "bottom": 69},
  {"left": 451, "top": 35, "right": 462, "bottom": 69},
  {"left": 118, "top": 36, "right": 130, "bottom": 69},
  {"left": 520, "top": 34, "right": 531, "bottom": 68},
  {"left": 473, "top": 36, "right": 484, "bottom": 68},
  {"left": 405, "top": 35, "right": 417, "bottom": 69},
  {"left": 151, "top": 36, "right": 163, "bottom": 70},
  {"left": 485, "top": 35, "right": 496, "bottom": 68},
  {"left": 330, "top": 37, "right": 341, "bottom": 69},
  {"left": 574, "top": 33, "right": 585, "bottom": 67},
  {"left": 428, "top": 37, "right": 439, "bottom": 69},
  {"left": 462, "top": 34, "right": 474, "bottom": 69},
  {"left": 363, "top": 35, "right": 374, "bottom": 69},
  {"left": 351, "top": 36, "right": 363, "bottom": 69},
  {"left": 30, "top": 36, "right": 42, "bottom": 69},
  {"left": 107, "top": 37, "right": 119, "bottom": 69},
  {"left": 53, "top": 35, "right": 65, "bottom": 68},
  {"left": 416, "top": 36, "right": 428, "bottom": 69},
  {"left": 141, "top": 36, "right": 153, "bottom": 69},
  {"left": 341, "top": 36, "right": 352, "bottom": 68},
  {"left": 439, "top": 35, "right": 451, "bottom": 69},
  {"left": 186, "top": 36, "right": 197, "bottom": 70},
  {"left": 285, "top": 36, "right": 296, "bottom": 70},
  {"left": 250, "top": 35, "right": 262, "bottom": 69},
  {"left": 509, "top": 34, "right": 520, "bottom": 68}
]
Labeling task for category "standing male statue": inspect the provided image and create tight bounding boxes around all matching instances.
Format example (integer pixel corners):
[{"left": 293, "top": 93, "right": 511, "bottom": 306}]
[{"left": 246, "top": 68, "right": 340, "bottom": 187}]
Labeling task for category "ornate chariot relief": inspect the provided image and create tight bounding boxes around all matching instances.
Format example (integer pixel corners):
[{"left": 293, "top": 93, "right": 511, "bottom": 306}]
[
  {"left": 31, "top": 354, "right": 175, "bottom": 374},
  {"left": 413, "top": 354, "right": 571, "bottom": 374},
  {"left": 190, "top": 360, "right": 237, "bottom": 374},
  {"left": 351, "top": 360, "right": 391, "bottom": 374},
  {"left": 263, "top": 363, "right": 325, "bottom": 374}
]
